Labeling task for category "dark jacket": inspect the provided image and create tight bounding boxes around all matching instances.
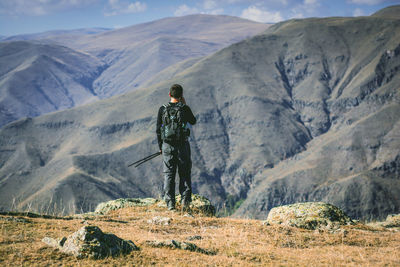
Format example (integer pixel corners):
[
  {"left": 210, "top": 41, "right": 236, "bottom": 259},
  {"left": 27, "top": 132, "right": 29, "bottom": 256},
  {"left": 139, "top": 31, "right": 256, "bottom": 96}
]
[{"left": 156, "top": 102, "right": 196, "bottom": 150}]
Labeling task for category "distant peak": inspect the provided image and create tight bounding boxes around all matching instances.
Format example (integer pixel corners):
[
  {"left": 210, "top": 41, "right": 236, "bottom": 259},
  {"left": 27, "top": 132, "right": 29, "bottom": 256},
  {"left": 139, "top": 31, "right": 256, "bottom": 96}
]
[{"left": 372, "top": 5, "right": 400, "bottom": 19}]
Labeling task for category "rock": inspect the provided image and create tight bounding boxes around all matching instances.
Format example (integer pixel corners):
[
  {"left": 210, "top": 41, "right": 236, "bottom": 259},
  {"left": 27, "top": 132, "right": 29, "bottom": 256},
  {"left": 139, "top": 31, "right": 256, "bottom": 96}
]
[
  {"left": 383, "top": 214, "right": 400, "bottom": 227},
  {"left": 93, "top": 195, "right": 215, "bottom": 217},
  {"left": 147, "top": 216, "right": 172, "bottom": 225},
  {"left": 0, "top": 216, "right": 31, "bottom": 223},
  {"left": 265, "top": 202, "right": 354, "bottom": 230},
  {"left": 145, "top": 240, "right": 215, "bottom": 255},
  {"left": 94, "top": 198, "right": 158, "bottom": 215},
  {"left": 187, "top": 235, "right": 202, "bottom": 241},
  {"left": 42, "top": 236, "right": 67, "bottom": 248},
  {"left": 175, "top": 194, "right": 216, "bottom": 216},
  {"left": 42, "top": 225, "right": 139, "bottom": 259}
]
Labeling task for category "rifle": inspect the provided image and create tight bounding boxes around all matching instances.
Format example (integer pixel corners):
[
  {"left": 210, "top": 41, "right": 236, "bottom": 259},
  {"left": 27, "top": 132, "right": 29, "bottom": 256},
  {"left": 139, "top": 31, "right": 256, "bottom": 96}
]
[{"left": 128, "top": 152, "right": 162, "bottom": 168}]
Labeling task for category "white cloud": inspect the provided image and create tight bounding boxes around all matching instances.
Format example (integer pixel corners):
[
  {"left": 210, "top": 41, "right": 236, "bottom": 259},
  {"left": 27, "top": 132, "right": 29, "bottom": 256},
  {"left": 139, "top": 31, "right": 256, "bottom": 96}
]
[
  {"left": 201, "top": 0, "right": 224, "bottom": 15},
  {"left": 348, "top": 0, "right": 390, "bottom": 4},
  {"left": 289, "top": 10, "right": 305, "bottom": 19},
  {"left": 207, "top": 8, "right": 225, "bottom": 15},
  {"left": 126, "top": 1, "right": 146, "bottom": 13},
  {"left": 203, "top": 0, "right": 218, "bottom": 10},
  {"left": 241, "top": 5, "right": 283, "bottom": 23},
  {"left": 0, "top": 0, "right": 97, "bottom": 16},
  {"left": 304, "top": 0, "right": 318, "bottom": 4},
  {"left": 353, "top": 7, "right": 365, "bottom": 16},
  {"left": 174, "top": 4, "right": 199, "bottom": 16},
  {"left": 105, "top": 0, "right": 146, "bottom": 16}
]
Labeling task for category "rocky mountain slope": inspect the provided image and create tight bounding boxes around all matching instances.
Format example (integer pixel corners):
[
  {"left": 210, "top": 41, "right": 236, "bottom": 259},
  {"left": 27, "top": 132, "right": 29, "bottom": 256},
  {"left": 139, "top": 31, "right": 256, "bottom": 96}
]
[
  {"left": 0, "top": 6, "right": 399, "bottom": 220},
  {"left": 65, "top": 14, "right": 271, "bottom": 98},
  {"left": 0, "top": 41, "right": 104, "bottom": 127},
  {"left": 0, "top": 15, "right": 270, "bottom": 126}
]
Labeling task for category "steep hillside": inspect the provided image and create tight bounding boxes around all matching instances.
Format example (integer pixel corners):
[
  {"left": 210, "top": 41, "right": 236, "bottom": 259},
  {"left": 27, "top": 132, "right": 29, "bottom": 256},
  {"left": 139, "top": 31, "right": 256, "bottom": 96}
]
[
  {"left": 0, "top": 15, "right": 270, "bottom": 124},
  {"left": 0, "top": 41, "right": 104, "bottom": 127},
  {"left": 372, "top": 4, "right": 400, "bottom": 19},
  {"left": 234, "top": 15, "right": 400, "bottom": 220},
  {"left": 66, "top": 14, "right": 271, "bottom": 52},
  {"left": 0, "top": 7, "right": 399, "bottom": 220},
  {"left": 70, "top": 14, "right": 271, "bottom": 98},
  {"left": 92, "top": 36, "right": 221, "bottom": 97}
]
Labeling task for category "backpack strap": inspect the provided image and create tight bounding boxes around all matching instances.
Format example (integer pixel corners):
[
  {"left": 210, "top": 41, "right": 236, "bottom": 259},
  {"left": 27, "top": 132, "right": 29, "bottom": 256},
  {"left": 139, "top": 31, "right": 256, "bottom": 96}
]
[{"left": 162, "top": 103, "right": 170, "bottom": 124}]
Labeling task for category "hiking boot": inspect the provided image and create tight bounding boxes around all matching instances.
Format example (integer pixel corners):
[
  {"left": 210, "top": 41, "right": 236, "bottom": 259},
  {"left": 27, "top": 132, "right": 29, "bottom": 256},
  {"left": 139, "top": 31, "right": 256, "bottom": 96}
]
[
  {"left": 182, "top": 200, "right": 191, "bottom": 211},
  {"left": 167, "top": 201, "right": 175, "bottom": 210}
]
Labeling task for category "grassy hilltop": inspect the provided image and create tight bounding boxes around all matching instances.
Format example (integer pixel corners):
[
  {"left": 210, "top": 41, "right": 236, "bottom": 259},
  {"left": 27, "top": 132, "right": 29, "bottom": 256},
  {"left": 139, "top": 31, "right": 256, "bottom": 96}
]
[{"left": 1, "top": 203, "right": 399, "bottom": 266}]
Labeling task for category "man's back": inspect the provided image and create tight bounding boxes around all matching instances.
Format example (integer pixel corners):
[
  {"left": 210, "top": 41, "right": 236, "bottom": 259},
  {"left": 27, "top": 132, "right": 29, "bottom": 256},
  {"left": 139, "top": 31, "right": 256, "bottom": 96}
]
[
  {"left": 156, "top": 102, "right": 196, "bottom": 150},
  {"left": 157, "top": 84, "right": 196, "bottom": 210}
]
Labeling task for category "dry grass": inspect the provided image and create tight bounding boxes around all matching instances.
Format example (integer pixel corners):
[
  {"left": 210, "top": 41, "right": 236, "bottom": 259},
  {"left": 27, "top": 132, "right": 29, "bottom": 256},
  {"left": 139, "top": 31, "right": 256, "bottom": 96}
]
[{"left": 1, "top": 205, "right": 399, "bottom": 266}]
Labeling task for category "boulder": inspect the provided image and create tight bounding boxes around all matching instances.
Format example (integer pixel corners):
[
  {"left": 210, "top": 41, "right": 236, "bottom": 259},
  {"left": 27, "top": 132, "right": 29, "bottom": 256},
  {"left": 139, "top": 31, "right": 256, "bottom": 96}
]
[
  {"left": 265, "top": 202, "right": 354, "bottom": 230},
  {"left": 383, "top": 214, "right": 400, "bottom": 228},
  {"left": 175, "top": 194, "right": 216, "bottom": 216},
  {"left": 90, "top": 194, "right": 215, "bottom": 216},
  {"left": 94, "top": 198, "right": 158, "bottom": 215},
  {"left": 42, "top": 225, "right": 138, "bottom": 259}
]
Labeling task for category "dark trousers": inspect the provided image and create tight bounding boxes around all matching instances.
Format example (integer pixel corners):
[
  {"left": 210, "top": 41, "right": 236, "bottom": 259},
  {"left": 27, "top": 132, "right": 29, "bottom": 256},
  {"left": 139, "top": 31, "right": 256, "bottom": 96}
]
[{"left": 162, "top": 141, "right": 192, "bottom": 205}]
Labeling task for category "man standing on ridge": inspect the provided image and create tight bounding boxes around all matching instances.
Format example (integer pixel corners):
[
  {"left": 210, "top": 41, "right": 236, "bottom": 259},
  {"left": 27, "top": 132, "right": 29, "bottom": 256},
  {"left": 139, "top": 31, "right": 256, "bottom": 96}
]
[{"left": 156, "top": 84, "right": 196, "bottom": 211}]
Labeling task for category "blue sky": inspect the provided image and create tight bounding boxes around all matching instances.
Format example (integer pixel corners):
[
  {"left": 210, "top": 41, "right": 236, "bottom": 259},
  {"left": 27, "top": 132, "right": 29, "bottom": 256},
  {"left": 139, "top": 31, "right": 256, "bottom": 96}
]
[{"left": 0, "top": 0, "right": 399, "bottom": 36}]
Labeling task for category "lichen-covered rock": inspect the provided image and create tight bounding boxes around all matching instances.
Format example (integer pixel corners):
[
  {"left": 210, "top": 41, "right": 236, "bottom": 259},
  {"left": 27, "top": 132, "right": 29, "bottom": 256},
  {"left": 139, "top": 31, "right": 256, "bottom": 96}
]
[
  {"left": 383, "top": 214, "right": 400, "bottom": 227},
  {"left": 42, "top": 225, "right": 138, "bottom": 259},
  {"left": 265, "top": 202, "right": 354, "bottom": 230},
  {"left": 175, "top": 194, "right": 215, "bottom": 216},
  {"left": 146, "top": 239, "right": 215, "bottom": 255},
  {"left": 91, "top": 194, "right": 215, "bottom": 216},
  {"left": 94, "top": 198, "right": 158, "bottom": 215}
]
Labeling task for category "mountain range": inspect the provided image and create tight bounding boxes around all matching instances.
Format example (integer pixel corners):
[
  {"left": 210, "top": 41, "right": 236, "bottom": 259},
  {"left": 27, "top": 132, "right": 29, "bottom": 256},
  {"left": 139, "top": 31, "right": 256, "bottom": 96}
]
[
  {"left": 0, "top": 6, "right": 399, "bottom": 220},
  {"left": 0, "top": 15, "right": 270, "bottom": 127}
]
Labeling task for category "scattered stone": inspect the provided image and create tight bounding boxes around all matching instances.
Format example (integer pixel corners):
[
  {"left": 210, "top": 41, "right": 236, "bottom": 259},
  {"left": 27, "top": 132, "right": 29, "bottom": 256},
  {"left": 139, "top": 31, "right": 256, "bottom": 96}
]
[
  {"left": 147, "top": 216, "right": 172, "bottom": 225},
  {"left": 366, "top": 214, "right": 400, "bottom": 229},
  {"left": 94, "top": 198, "right": 158, "bottom": 215},
  {"left": 187, "top": 235, "right": 202, "bottom": 241},
  {"left": 384, "top": 214, "right": 400, "bottom": 227},
  {"left": 42, "top": 236, "right": 67, "bottom": 248},
  {"left": 265, "top": 202, "right": 354, "bottom": 230},
  {"left": 73, "top": 212, "right": 97, "bottom": 219},
  {"left": 42, "top": 225, "right": 139, "bottom": 259},
  {"left": 146, "top": 240, "right": 215, "bottom": 255},
  {"left": 176, "top": 194, "right": 216, "bottom": 216},
  {"left": 0, "top": 216, "right": 31, "bottom": 223}
]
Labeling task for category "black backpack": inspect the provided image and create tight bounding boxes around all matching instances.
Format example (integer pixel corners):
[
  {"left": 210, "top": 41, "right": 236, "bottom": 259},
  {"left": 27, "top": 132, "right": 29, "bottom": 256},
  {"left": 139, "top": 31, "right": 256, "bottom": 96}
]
[{"left": 161, "top": 102, "right": 187, "bottom": 143}]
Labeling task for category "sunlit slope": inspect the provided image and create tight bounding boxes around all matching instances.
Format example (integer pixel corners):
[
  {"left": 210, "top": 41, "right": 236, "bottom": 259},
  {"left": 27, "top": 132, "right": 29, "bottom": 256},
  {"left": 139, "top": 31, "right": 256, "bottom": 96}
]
[
  {"left": 0, "top": 15, "right": 270, "bottom": 125},
  {"left": 0, "top": 7, "right": 399, "bottom": 220},
  {"left": 0, "top": 41, "right": 103, "bottom": 127}
]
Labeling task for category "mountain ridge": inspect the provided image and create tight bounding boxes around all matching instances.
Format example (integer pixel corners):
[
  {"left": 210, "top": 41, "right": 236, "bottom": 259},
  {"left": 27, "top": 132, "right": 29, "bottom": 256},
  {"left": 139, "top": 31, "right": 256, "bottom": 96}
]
[
  {"left": 0, "top": 7, "right": 399, "bottom": 220},
  {"left": 0, "top": 14, "right": 270, "bottom": 126},
  {"left": 0, "top": 41, "right": 104, "bottom": 127}
]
